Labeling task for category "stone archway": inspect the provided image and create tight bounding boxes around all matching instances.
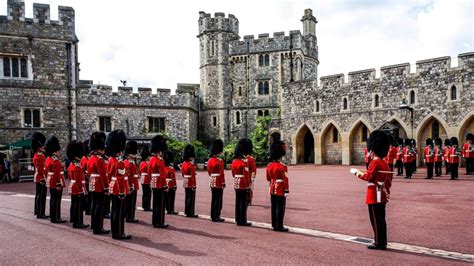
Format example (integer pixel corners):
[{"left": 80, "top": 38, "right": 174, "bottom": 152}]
[
  {"left": 459, "top": 114, "right": 474, "bottom": 142},
  {"left": 321, "top": 123, "right": 342, "bottom": 164},
  {"left": 349, "top": 122, "right": 371, "bottom": 165},
  {"left": 417, "top": 116, "right": 448, "bottom": 165},
  {"left": 295, "top": 124, "right": 315, "bottom": 164}
]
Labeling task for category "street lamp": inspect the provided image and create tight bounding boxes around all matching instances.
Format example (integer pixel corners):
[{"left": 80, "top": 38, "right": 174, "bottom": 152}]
[{"left": 399, "top": 99, "right": 414, "bottom": 138}]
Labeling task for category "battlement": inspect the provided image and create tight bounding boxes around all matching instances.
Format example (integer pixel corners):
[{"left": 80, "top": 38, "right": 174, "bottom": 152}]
[
  {"left": 198, "top": 11, "right": 239, "bottom": 36},
  {"left": 1, "top": 1, "right": 76, "bottom": 41}
]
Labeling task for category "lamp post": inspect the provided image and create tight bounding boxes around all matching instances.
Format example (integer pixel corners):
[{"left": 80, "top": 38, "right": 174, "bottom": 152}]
[{"left": 399, "top": 99, "right": 414, "bottom": 138}]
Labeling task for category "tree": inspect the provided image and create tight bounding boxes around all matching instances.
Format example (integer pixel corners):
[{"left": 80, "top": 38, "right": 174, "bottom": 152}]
[{"left": 250, "top": 116, "right": 271, "bottom": 165}]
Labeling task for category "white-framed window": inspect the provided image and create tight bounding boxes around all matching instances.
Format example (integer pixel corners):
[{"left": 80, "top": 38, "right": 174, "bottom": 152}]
[
  {"left": 235, "top": 111, "right": 241, "bottom": 125},
  {"left": 98, "top": 116, "right": 112, "bottom": 133},
  {"left": 1, "top": 56, "right": 29, "bottom": 79},
  {"left": 22, "top": 108, "right": 41, "bottom": 128},
  {"left": 212, "top": 115, "right": 217, "bottom": 127},
  {"left": 148, "top": 117, "right": 166, "bottom": 133},
  {"left": 257, "top": 81, "right": 270, "bottom": 95},
  {"left": 257, "top": 110, "right": 270, "bottom": 118},
  {"left": 258, "top": 54, "right": 270, "bottom": 67}
]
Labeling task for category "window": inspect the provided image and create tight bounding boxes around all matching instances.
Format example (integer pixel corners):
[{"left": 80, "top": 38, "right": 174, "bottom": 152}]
[
  {"left": 374, "top": 94, "right": 380, "bottom": 107},
  {"left": 315, "top": 100, "right": 320, "bottom": 113},
  {"left": 264, "top": 110, "right": 269, "bottom": 117},
  {"left": 2, "top": 56, "right": 28, "bottom": 78},
  {"left": 409, "top": 90, "right": 416, "bottom": 104},
  {"left": 257, "top": 110, "right": 263, "bottom": 117},
  {"left": 99, "top": 116, "right": 112, "bottom": 132},
  {"left": 450, "top": 86, "right": 457, "bottom": 101},
  {"left": 343, "top": 97, "right": 348, "bottom": 110},
  {"left": 235, "top": 111, "right": 241, "bottom": 125},
  {"left": 258, "top": 55, "right": 264, "bottom": 67},
  {"left": 264, "top": 54, "right": 270, "bottom": 66},
  {"left": 23, "top": 108, "right": 41, "bottom": 128},
  {"left": 332, "top": 127, "right": 339, "bottom": 143},
  {"left": 361, "top": 125, "right": 368, "bottom": 142},
  {"left": 258, "top": 54, "right": 270, "bottom": 67},
  {"left": 432, "top": 121, "right": 439, "bottom": 139},
  {"left": 212, "top": 116, "right": 217, "bottom": 127},
  {"left": 148, "top": 117, "right": 165, "bottom": 133},
  {"left": 258, "top": 81, "right": 269, "bottom": 95},
  {"left": 238, "top": 86, "right": 242, "bottom": 96}
]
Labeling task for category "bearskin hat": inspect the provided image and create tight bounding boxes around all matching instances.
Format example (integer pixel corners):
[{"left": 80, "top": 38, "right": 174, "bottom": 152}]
[
  {"left": 246, "top": 139, "right": 254, "bottom": 155},
  {"left": 404, "top": 138, "right": 412, "bottom": 146},
  {"left": 44, "top": 135, "right": 61, "bottom": 155},
  {"left": 234, "top": 138, "right": 250, "bottom": 159},
  {"left": 367, "top": 130, "right": 390, "bottom": 158},
  {"left": 435, "top": 138, "right": 442, "bottom": 146},
  {"left": 66, "top": 141, "right": 84, "bottom": 162},
  {"left": 450, "top": 137, "right": 459, "bottom": 146},
  {"left": 163, "top": 150, "right": 174, "bottom": 166},
  {"left": 183, "top": 144, "right": 196, "bottom": 161},
  {"left": 398, "top": 138, "right": 404, "bottom": 146},
  {"left": 89, "top": 131, "right": 106, "bottom": 151},
  {"left": 210, "top": 139, "right": 224, "bottom": 156},
  {"left": 150, "top": 135, "right": 167, "bottom": 154},
  {"left": 105, "top": 130, "right": 127, "bottom": 156},
  {"left": 83, "top": 140, "right": 90, "bottom": 155},
  {"left": 411, "top": 139, "right": 417, "bottom": 147},
  {"left": 124, "top": 140, "right": 138, "bottom": 156},
  {"left": 425, "top": 138, "right": 433, "bottom": 146},
  {"left": 269, "top": 140, "right": 286, "bottom": 161},
  {"left": 31, "top": 132, "right": 46, "bottom": 152},
  {"left": 444, "top": 138, "right": 451, "bottom": 146},
  {"left": 140, "top": 146, "right": 150, "bottom": 161},
  {"left": 466, "top": 133, "right": 473, "bottom": 141}
]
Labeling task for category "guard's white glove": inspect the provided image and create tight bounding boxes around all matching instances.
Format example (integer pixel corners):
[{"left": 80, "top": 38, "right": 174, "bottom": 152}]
[{"left": 350, "top": 168, "right": 359, "bottom": 175}]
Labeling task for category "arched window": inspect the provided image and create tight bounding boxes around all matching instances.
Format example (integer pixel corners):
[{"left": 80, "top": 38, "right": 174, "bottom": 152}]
[
  {"left": 238, "top": 86, "right": 242, "bottom": 96},
  {"left": 361, "top": 125, "right": 368, "bottom": 142},
  {"left": 258, "top": 82, "right": 263, "bottom": 94},
  {"left": 343, "top": 98, "right": 348, "bottom": 110},
  {"left": 432, "top": 121, "right": 439, "bottom": 139},
  {"left": 263, "top": 81, "right": 269, "bottom": 94},
  {"left": 258, "top": 55, "right": 264, "bottom": 67},
  {"left": 316, "top": 100, "right": 320, "bottom": 113},
  {"left": 332, "top": 127, "right": 339, "bottom": 143},
  {"left": 236, "top": 111, "right": 241, "bottom": 125},
  {"left": 264, "top": 54, "right": 270, "bottom": 66},
  {"left": 450, "top": 85, "right": 457, "bottom": 100},
  {"left": 410, "top": 90, "right": 416, "bottom": 104},
  {"left": 257, "top": 110, "right": 263, "bottom": 117},
  {"left": 374, "top": 94, "right": 380, "bottom": 107},
  {"left": 264, "top": 110, "right": 269, "bottom": 117}
]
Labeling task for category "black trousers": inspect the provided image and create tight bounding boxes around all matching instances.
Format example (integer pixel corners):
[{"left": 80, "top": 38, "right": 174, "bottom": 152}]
[
  {"left": 211, "top": 188, "right": 223, "bottom": 220},
  {"left": 71, "top": 195, "right": 84, "bottom": 226},
  {"left": 235, "top": 189, "right": 249, "bottom": 225},
  {"left": 445, "top": 161, "right": 451, "bottom": 174},
  {"left": 142, "top": 184, "right": 152, "bottom": 210},
  {"left": 413, "top": 160, "right": 417, "bottom": 173},
  {"left": 111, "top": 195, "right": 126, "bottom": 237},
  {"left": 366, "top": 163, "right": 369, "bottom": 170},
  {"left": 396, "top": 161, "right": 403, "bottom": 176},
  {"left": 83, "top": 182, "right": 91, "bottom": 215},
  {"left": 126, "top": 189, "right": 137, "bottom": 221},
  {"left": 184, "top": 188, "right": 196, "bottom": 216},
  {"left": 450, "top": 163, "right": 459, "bottom": 179},
  {"left": 466, "top": 158, "right": 474, "bottom": 174},
  {"left": 404, "top": 162, "right": 413, "bottom": 178},
  {"left": 49, "top": 188, "right": 63, "bottom": 222},
  {"left": 426, "top": 162, "right": 434, "bottom": 179},
  {"left": 152, "top": 188, "right": 166, "bottom": 226},
  {"left": 368, "top": 203, "right": 387, "bottom": 248},
  {"left": 35, "top": 182, "right": 47, "bottom": 217},
  {"left": 103, "top": 194, "right": 111, "bottom": 217},
  {"left": 166, "top": 187, "right": 177, "bottom": 213},
  {"left": 271, "top": 195, "right": 286, "bottom": 229},
  {"left": 435, "top": 162, "right": 442, "bottom": 176},
  {"left": 91, "top": 192, "right": 105, "bottom": 233}
]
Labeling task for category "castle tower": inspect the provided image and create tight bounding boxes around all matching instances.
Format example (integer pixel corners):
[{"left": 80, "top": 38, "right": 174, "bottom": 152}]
[
  {"left": 198, "top": 12, "right": 239, "bottom": 142},
  {"left": 300, "top": 8, "right": 319, "bottom": 79}
]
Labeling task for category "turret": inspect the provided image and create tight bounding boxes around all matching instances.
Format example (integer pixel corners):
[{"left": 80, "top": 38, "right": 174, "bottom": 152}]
[{"left": 301, "top": 9, "right": 317, "bottom": 36}]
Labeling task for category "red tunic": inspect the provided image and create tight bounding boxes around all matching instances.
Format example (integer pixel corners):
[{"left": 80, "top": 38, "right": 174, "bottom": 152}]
[
  {"left": 108, "top": 157, "right": 129, "bottom": 195},
  {"left": 384, "top": 146, "right": 397, "bottom": 165},
  {"left": 266, "top": 161, "right": 289, "bottom": 196},
  {"left": 148, "top": 155, "right": 167, "bottom": 189},
  {"left": 402, "top": 147, "right": 415, "bottom": 163},
  {"left": 181, "top": 161, "right": 196, "bottom": 189},
  {"left": 396, "top": 146, "right": 403, "bottom": 161},
  {"left": 364, "top": 147, "right": 373, "bottom": 164},
  {"left": 463, "top": 142, "right": 474, "bottom": 158},
  {"left": 80, "top": 156, "right": 89, "bottom": 180},
  {"left": 124, "top": 159, "right": 139, "bottom": 191},
  {"left": 139, "top": 161, "right": 149, "bottom": 185},
  {"left": 87, "top": 154, "right": 108, "bottom": 193},
  {"left": 67, "top": 162, "right": 85, "bottom": 195},
  {"left": 231, "top": 158, "right": 250, "bottom": 190},
  {"left": 45, "top": 156, "right": 65, "bottom": 189},
  {"left": 358, "top": 158, "right": 392, "bottom": 204},
  {"left": 33, "top": 152, "right": 46, "bottom": 183},
  {"left": 434, "top": 147, "right": 443, "bottom": 163},
  {"left": 424, "top": 146, "right": 435, "bottom": 163},
  {"left": 165, "top": 166, "right": 177, "bottom": 189},
  {"left": 448, "top": 147, "right": 461, "bottom": 164},
  {"left": 247, "top": 155, "right": 257, "bottom": 180},
  {"left": 207, "top": 157, "right": 225, "bottom": 188}
]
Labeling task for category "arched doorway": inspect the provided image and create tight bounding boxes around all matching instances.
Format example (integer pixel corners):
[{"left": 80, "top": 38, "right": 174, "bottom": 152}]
[
  {"left": 295, "top": 124, "right": 315, "bottom": 164},
  {"left": 349, "top": 122, "right": 370, "bottom": 165},
  {"left": 459, "top": 115, "right": 474, "bottom": 143},
  {"left": 322, "top": 123, "right": 342, "bottom": 164},
  {"left": 417, "top": 116, "right": 448, "bottom": 165},
  {"left": 387, "top": 119, "right": 408, "bottom": 140}
]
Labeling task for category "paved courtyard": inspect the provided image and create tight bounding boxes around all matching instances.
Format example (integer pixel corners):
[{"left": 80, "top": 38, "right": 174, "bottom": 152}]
[{"left": 0, "top": 165, "right": 472, "bottom": 264}]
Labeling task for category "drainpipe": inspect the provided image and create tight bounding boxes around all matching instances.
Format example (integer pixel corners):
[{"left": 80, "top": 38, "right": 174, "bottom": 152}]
[{"left": 66, "top": 42, "right": 73, "bottom": 142}]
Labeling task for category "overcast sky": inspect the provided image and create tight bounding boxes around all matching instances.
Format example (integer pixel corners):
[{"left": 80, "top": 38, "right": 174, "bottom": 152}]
[{"left": 3, "top": 0, "right": 473, "bottom": 91}]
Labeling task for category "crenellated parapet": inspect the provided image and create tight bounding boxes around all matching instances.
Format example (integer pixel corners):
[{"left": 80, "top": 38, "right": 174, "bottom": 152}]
[
  {"left": 198, "top": 11, "right": 239, "bottom": 36},
  {"left": 1, "top": 1, "right": 76, "bottom": 41}
]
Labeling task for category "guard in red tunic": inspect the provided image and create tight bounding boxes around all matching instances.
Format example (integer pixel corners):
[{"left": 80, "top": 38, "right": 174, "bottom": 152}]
[
  {"left": 80, "top": 140, "right": 91, "bottom": 215},
  {"left": 463, "top": 133, "right": 474, "bottom": 175},
  {"left": 164, "top": 151, "right": 178, "bottom": 215},
  {"left": 208, "top": 139, "right": 225, "bottom": 222},
  {"left": 44, "top": 135, "right": 66, "bottom": 223},
  {"left": 246, "top": 140, "right": 257, "bottom": 206},
  {"left": 31, "top": 132, "right": 48, "bottom": 219},
  {"left": 364, "top": 147, "right": 373, "bottom": 169},
  {"left": 149, "top": 135, "right": 169, "bottom": 227},
  {"left": 139, "top": 147, "right": 152, "bottom": 211},
  {"left": 395, "top": 138, "right": 404, "bottom": 176},
  {"left": 352, "top": 130, "right": 392, "bottom": 250},
  {"left": 266, "top": 140, "right": 289, "bottom": 232},
  {"left": 448, "top": 137, "right": 461, "bottom": 180},
  {"left": 384, "top": 136, "right": 397, "bottom": 172},
  {"left": 66, "top": 141, "right": 89, "bottom": 229},
  {"left": 402, "top": 139, "right": 414, "bottom": 179},
  {"left": 411, "top": 139, "right": 418, "bottom": 174},
  {"left": 434, "top": 138, "right": 443, "bottom": 177},
  {"left": 87, "top": 132, "right": 110, "bottom": 235},
  {"left": 124, "top": 140, "right": 139, "bottom": 223},
  {"left": 423, "top": 138, "right": 435, "bottom": 179},
  {"left": 443, "top": 139, "right": 451, "bottom": 175},
  {"left": 182, "top": 144, "right": 198, "bottom": 218},
  {"left": 231, "top": 139, "right": 251, "bottom": 226},
  {"left": 106, "top": 130, "right": 131, "bottom": 240}
]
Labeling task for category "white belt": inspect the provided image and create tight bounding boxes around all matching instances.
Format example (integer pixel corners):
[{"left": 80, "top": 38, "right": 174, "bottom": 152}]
[
  {"left": 275, "top": 179, "right": 283, "bottom": 183},
  {"left": 367, "top": 182, "right": 375, "bottom": 186},
  {"left": 166, "top": 178, "right": 172, "bottom": 182},
  {"left": 450, "top": 155, "right": 459, "bottom": 157},
  {"left": 48, "top": 172, "right": 54, "bottom": 175},
  {"left": 211, "top": 174, "right": 220, "bottom": 177},
  {"left": 124, "top": 177, "right": 128, "bottom": 181},
  {"left": 111, "top": 177, "right": 117, "bottom": 181},
  {"left": 118, "top": 169, "right": 125, "bottom": 175},
  {"left": 134, "top": 175, "right": 139, "bottom": 178},
  {"left": 151, "top": 174, "right": 160, "bottom": 177},
  {"left": 90, "top": 174, "right": 100, "bottom": 177},
  {"left": 183, "top": 175, "right": 192, "bottom": 178},
  {"left": 234, "top": 175, "right": 244, "bottom": 178},
  {"left": 70, "top": 180, "right": 76, "bottom": 183},
  {"left": 82, "top": 181, "right": 86, "bottom": 184},
  {"left": 244, "top": 167, "right": 249, "bottom": 171},
  {"left": 141, "top": 173, "right": 148, "bottom": 176}
]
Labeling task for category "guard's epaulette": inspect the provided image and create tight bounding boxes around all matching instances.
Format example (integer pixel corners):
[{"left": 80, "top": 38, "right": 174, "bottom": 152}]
[{"left": 279, "top": 161, "right": 286, "bottom": 166}]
